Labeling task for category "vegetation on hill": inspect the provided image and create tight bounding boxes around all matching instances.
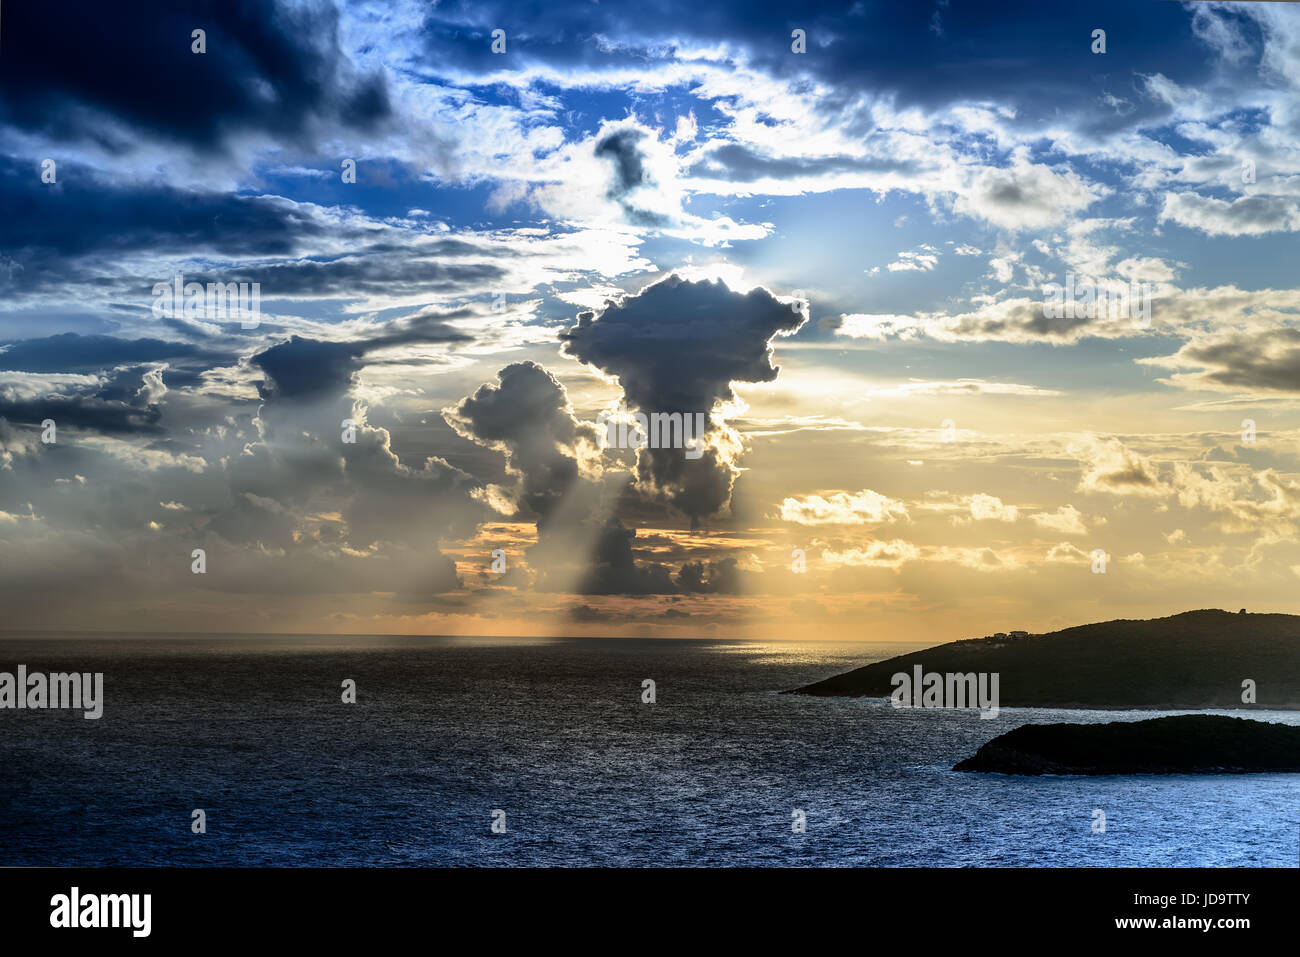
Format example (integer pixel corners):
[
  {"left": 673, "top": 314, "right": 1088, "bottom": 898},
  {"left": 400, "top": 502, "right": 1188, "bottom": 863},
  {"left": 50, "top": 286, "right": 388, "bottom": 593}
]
[{"left": 787, "top": 609, "right": 1300, "bottom": 709}]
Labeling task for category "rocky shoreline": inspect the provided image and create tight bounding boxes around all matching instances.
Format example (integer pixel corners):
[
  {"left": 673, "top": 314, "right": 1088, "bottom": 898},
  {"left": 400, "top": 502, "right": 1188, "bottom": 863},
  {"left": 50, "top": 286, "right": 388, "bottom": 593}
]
[{"left": 953, "top": 715, "right": 1300, "bottom": 775}]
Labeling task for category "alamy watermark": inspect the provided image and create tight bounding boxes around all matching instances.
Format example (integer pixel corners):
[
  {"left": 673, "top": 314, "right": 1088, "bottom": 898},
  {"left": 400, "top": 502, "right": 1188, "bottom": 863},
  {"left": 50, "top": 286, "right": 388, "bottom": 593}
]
[
  {"left": 597, "top": 408, "right": 707, "bottom": 459},
  {"left": 891, "top": 664, "right": 1000, "bottom": 719},
  {"left": 1042, "top": 273, "right": 1152, "bottom": 328},
  {"left": 50, "top": 887, "right": 150, "bottom": 937},
  {"left": 0, "top": 666, "right": 103, "bottom": 719},
  {"left": 152, "top": 272, "right": 261, "bottom": 328}
]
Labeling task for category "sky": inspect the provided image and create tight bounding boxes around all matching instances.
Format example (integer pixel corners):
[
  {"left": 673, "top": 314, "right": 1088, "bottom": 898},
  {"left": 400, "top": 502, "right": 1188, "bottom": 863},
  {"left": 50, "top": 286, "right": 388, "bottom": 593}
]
[{"left": 2, "top": 0, "right": 1300, "bottom": 642}]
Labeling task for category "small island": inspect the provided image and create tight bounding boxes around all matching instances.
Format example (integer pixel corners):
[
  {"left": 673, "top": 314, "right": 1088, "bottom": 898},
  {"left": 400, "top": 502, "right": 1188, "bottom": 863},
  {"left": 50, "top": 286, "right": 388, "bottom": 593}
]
[{"left": 953, "top": 715, "right": 1300, "bottom": 775}]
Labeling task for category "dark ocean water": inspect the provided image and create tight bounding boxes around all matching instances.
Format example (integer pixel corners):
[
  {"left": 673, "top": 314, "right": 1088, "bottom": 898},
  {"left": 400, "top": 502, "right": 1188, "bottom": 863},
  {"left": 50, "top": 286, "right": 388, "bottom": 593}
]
[{"left": 0, "top": 634, "right": 1296, "bottom": 867}]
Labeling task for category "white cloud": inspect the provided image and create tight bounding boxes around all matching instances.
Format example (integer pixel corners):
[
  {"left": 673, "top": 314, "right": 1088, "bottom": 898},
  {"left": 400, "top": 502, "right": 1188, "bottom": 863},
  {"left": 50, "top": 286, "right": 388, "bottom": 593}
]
[
  {"left": 886, "top": 245, "right": 940, "bottom": 272},
  {"left": 1030, "top": 505, "right": 1088, "bottom": 535},
  {"left": 1160, "top": 191, "right": 1300, "bottom": 237},
  {"left": 954, "top": 154, "right": 1105, "bottom": 231},
  {"left": 966, "top": 493, "right": 1018, "bottom": 522},
  {"left": 779, "top": 489, "right": 909, "bottom": 525}
]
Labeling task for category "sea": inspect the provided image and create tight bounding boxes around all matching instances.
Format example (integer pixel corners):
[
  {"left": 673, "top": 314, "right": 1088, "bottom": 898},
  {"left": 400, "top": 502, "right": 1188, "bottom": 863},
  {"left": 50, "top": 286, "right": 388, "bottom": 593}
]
[{"left": 0, "top": 634, "right": 1296, "bottom": 867}]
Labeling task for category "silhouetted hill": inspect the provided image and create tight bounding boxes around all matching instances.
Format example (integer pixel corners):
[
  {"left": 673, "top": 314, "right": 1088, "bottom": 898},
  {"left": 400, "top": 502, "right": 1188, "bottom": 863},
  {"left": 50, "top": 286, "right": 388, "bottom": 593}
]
[
  {"left": 953, "top": 715, "right": 1300, "bottom": 775},
  {"left": 787, "top": 609, "right": 1300, "bottom": 708}
]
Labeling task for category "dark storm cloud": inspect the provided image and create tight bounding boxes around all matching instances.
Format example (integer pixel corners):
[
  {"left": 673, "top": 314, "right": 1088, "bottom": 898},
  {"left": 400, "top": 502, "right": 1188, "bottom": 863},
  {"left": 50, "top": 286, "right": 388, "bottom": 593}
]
[
  {"left": 0, "top": 157, "right": 332, "bottom": 260},
  {"left": 227, "top": 321, "right": 483, "bottom": 574},
  {"left": 940, "top": 299, "right": 1096, "bottom": 341},
  {"left": 446, "top": 361, "right": 598, "bottom": 522},
  {"left": 569, "top": 603, "right": 611, "bottom": 622},
  {"left": 562, "top": 276, "right": 802, "bottom": 417},
  {"left": 251, "top": 336, "right": 363, "bottom": 401},
  {"left": 527, "top": 517, "right": 679, "bottom": 596},
  {"left": 676, "top": 557, "right": 746, "bottom": 594},
  {"left": 560, "top": 275, "right": 803, "bottom": 522},
  {"left": 216, "top": 250, "right": 506, "bottom": 298},
  {"left": 365, "top": 307, "right": 477, "bottom": 350},
  {"left": 594, "top": 129, "right": 669, "bottom": 227},
  {"left": 686, "top": 143, "right": 918, "bottom": 183},
  {"left": 596, "top": 130, "right": 650, "bottom": 195},
  {"left": 575, "top": 519, "right": 677, "bottom": 595},
  {"left": 447, "top": 362, "right": 681, "bottom": 595},
  {"left": 252, "top": 313, "right": 471, "bottom": 400},
  {"left": 0, "top": 0, "right": 390, "bottom": 152},
  {"left": 0, "top": 395, "right": 160, "bottom": 435},
  {"left": 417, "top": 0, "right": 1225, "bottom": 124},
  {"left": 636, "top": 445, "right": 738, "bottom": 525},
  {"left": 0, "top": 333, "right": 201, "bottom": 373},
  {"left": 1173, "top": 329, "right": 1300, "bottom": 394},
  {"left": 2, "top": 161, "right": 513, "bottom": 302},
  {"left": 0, "top": 365, "right": 166, "bottom": 435}
]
